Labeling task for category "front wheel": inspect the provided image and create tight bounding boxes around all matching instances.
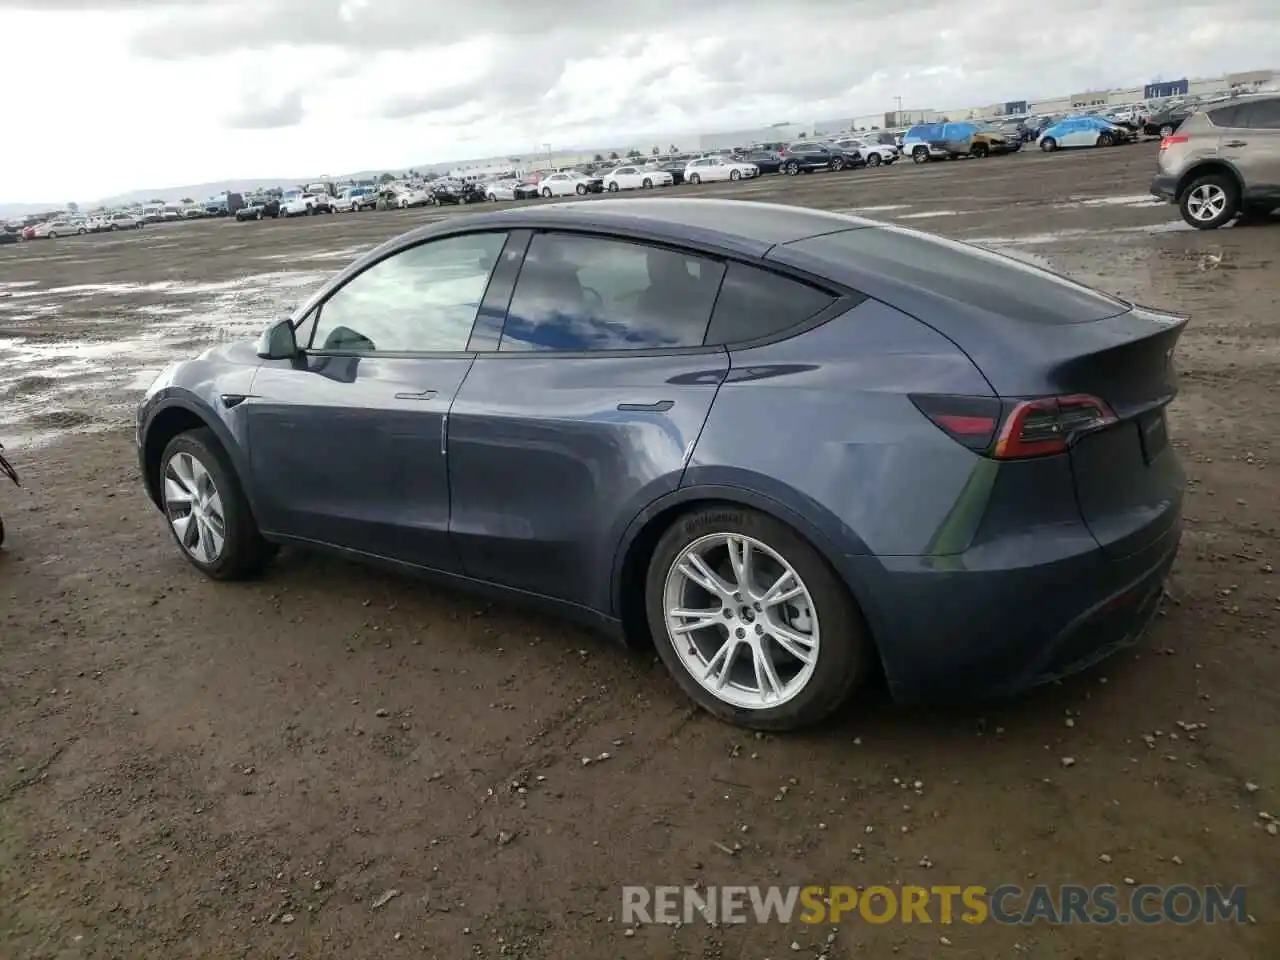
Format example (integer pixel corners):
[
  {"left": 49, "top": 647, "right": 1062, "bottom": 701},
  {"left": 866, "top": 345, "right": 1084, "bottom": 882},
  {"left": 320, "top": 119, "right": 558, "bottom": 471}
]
[
  {"left": 867, "top": 153, "right": 882, "bottom": 167},
  {"left": 970, "top": 143, "right": 989, "bottom": 158},
  {"left": 159, "top": 428, "right": 276, "bottom": 580},
  {"left": 830, "top": 157, "right": 845, "bottom": 171},
  {"left": 642, "top": 178, "right": 652, "bottom": 189},
  {"left": 1040, "top": 137, "right": 1057, "bottom": 152},
  {"left": 1097, "top": 133, "right": 1114, "bottom": 147},
  {"left": 730, "top": 169, "right": 741, "bottom": 181},
  {"left": 645, "top": 506, "right": 870, "bottom": 731},
  {"left": 1180, "top": 173, "right": 1239, "bottom": 230},
  {"left": 911, "top": 147, "right": 929, "bottom": 164},
  {"left": 576, "top": 183, "right": 587, "bottom": 195}
]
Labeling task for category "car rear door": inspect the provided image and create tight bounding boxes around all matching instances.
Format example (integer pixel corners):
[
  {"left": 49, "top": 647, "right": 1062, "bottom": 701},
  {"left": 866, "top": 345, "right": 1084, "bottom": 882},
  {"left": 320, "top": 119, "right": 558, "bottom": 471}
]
[
  {"left": 446, "top": 230, "right": 731, "bottom": 611},
  {"left": 245, "top": 230, "right": 516, "bottom": 572}
]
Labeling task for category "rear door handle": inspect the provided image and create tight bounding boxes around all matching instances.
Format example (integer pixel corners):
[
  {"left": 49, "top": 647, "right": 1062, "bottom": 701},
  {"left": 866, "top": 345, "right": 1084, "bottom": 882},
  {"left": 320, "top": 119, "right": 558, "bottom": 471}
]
[
  {"left": 394, "top": 389, "right": 439, "bottom": 400},
  {"left": 1223, "top": 140, "right": 1247, "bottom": 148},
  {"left": 617, "top": 400, "right": 674, "bottom": 412}
]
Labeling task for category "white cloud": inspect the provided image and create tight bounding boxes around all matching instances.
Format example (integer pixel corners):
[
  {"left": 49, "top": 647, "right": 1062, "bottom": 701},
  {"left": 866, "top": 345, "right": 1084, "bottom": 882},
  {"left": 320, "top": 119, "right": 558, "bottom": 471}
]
[{"left": 0, "top": 0, "right": 1276, "bottom": 203}]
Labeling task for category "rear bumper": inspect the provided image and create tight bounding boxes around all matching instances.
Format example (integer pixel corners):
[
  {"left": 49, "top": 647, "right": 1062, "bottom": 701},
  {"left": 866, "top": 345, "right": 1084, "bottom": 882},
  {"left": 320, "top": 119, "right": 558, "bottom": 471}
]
[
  {"left": 844, "top": 504, "right": 1182, "bottom": 703},
  {"left": 1150, "top": 174, "right": 1178, "bottom": 203}
]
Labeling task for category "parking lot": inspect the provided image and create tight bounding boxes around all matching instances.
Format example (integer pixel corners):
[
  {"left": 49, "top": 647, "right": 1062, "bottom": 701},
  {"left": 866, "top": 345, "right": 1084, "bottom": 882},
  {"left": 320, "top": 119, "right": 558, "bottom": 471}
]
[{"left": 1, "top": 144, "right": 1278, "bottom": 959}]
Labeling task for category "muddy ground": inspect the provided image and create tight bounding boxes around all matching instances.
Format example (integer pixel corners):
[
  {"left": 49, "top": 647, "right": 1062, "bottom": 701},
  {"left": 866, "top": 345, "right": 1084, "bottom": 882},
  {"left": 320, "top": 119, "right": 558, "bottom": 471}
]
[{"left": 1, "top": 145, "right": 1278, "bottom": 959}]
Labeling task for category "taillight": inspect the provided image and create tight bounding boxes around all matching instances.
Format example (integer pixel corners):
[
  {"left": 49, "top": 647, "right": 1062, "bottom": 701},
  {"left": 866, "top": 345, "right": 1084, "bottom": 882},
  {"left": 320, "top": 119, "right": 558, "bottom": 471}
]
[
  {"left": 1159, "top": 134, "right": 1188, "bottom": 150},
  {"left": 911, "top": 394, "right": 1117, "bottom": 460}
]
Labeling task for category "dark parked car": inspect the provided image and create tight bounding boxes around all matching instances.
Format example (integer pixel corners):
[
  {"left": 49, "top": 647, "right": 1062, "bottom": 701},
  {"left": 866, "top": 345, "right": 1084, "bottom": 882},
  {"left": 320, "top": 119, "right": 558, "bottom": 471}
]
[
  {"left": 431, "top": 181, "right": 486, "bottom": 205},
  {"left": 736, "top": 150, "right": 784, "bottom": 173},
  {"left": 0, "top": 227, "right": 17, "bottom": 244},
  {"left": 1143, "top": 106, "right": 1194, "bottom": 138},
  {"left": 657, "top": 162, "right": 689, "bottom": 184},
  {"left": 236, "top": 197, "right": 281, "bottom": 220},
  {"left": 779, "top": 142, "right": 864, "bottom": 174},
  {"left": 135, "top": 199, "right": 1185, "bottom": 731}
]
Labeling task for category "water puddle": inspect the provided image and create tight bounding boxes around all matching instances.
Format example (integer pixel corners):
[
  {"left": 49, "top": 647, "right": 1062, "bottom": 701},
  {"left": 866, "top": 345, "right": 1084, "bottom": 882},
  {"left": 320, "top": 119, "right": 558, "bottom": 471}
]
[
  {"left": 896, "top": 210, "right": 962, "bottom": 220},
  {"left": 0, "top": 270, "right": 328, "bottom": 446},
  {"left": 1055, "top": 194, "right": 1160, "bottom": 210}
]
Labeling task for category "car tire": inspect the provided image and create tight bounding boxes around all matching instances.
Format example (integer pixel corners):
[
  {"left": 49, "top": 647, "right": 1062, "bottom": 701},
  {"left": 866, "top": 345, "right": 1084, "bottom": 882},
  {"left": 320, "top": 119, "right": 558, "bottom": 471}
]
[
  {"left": 47, "top": 232, "right": 57, "bottom": 239},
  {"left": 487, "top": 193, "right": 497, "bottom": 201},
  {"left": 730, "top": 169, "right": 741, "bottom": 181},
  {"left": 829, "top": 157, "right": 844, "bottom": 171},
  {"left": 690, "top": 173, "right": 701, "bottom": 184},
  {"left": 1097, "top": 133, "right": 1114, "bottom": 147},
  {"left": 1179, "top": 172, "right": 1240, "bottom": 230},
  {"left": 785, "top": 160, "right": 800, "bottom": 175},
  {"left": 645, "top": 505, "right": 870, "bottom": 732},
  {"left": 867, "top": 153, "right": 882, "bottom": 167},
  {"left": 576, "top": 183, "right": 587, "bottom": 195},
  {"left": 159, "top": 428, "right": 277, "bottom": 581},
  {"left": 642, "top": 178, "right": 652, "bottom": 189},
  {"left": 542, "top": 187, "right": 552, "bottom": 198},
  {"left": 970, "top": 143, "right": 989, "bottom": 158},
  {"left": 256, "top": 210, "right": 263, "bottom": 220},
  {"left": 77, "top": 228, "right": 86, "bottom": 235},
  {"left": 911, "top": 147, "right": 929, "bottom": 164},
  {"left": 608, "top": 182, "right": 619, "bottom": 192},
  {"left": 1159, "top": 124, "right": 1175, "bottom": 138},
  {"left": 1040, "top": 137, "right": 1057, "bottom": 152}
]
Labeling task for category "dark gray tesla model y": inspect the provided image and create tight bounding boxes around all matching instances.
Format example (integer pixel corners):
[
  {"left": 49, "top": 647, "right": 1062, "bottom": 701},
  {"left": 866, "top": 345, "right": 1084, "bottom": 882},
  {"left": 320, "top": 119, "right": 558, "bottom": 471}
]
[{"left": 136, "top": 198, "right": 1185, "bottom": 730}]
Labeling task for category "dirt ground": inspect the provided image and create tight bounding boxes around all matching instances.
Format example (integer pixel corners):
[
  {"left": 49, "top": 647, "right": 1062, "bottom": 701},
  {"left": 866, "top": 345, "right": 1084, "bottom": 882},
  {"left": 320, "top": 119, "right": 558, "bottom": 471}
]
[{"left": 1, "top": 146, "right": 1278, "bottom": 959}]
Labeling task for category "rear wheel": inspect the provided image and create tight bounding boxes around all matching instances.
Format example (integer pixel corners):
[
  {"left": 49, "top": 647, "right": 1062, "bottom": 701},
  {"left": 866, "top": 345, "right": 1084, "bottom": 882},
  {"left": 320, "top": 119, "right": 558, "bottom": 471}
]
[
  {"left": 159, "top": 428, "right": 276, "bottom": 580},
  {"left": 690, "top": 173, "right": 701, "bottom": 184},
  {"left": 785, "top": 160, "right": 800, "bottom": 175},
  {"left": 646, "top": 506, "right": 870, "bottom": 731},
  {"left": 608, "top": 181, "right": 619, "bottom": 192},
  {"left": 542, "top": 187, "right": 552, "bottom": 198},
  {"left": 1179, "top": 173, "right": 1239, "bottom": 230},
  {"left": 1159, "top": 123, "right": 1175, "bottom": 138}
]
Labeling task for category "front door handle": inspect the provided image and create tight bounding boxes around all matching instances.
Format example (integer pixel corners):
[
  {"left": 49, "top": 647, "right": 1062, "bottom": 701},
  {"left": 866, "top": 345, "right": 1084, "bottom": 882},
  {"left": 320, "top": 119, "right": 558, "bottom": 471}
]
[
  {"left": 1223, "top": 140, "right": 1247, "bottom": 148},
  {"left": 617, "top": 400, "right": 674, "bottom": 412},
  {"left": 394, "top": 389, "right": 439, "bottom": 400}
]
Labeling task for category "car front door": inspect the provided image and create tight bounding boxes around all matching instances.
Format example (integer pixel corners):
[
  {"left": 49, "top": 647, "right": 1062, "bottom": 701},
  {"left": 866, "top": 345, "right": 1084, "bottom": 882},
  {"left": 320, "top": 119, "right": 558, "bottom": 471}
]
[
  {"left": 244, "top": 230, "right": 516, "bottom": 571},
  {"left": 446, "top": 230, "right": 731, "bottom": 611}
]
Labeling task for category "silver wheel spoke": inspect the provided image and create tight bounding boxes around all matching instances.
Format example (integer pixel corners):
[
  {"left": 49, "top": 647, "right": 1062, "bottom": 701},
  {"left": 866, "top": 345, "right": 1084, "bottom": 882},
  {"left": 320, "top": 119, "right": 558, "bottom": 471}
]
[
  {"left": 164, "top": 475, "right": 192, "bottom": 508},
  {"left": 761, "top": 569, "right": 803, "bottom": 607},
  {"left": 753, "top": 646, "right": 784, "bottom": 702},
  {"left": 703, "top": 638, "right": 739, "bottom": 688},
  {"left": 768, "top": 622, "right": 816, "bottom": 664},
  {"left": 678, "top": 554, "right": 734, "bottom": 598},
  {"left": 670, "top": 608, "right": 724, "bottom": 634},
  {"left": 726, "top": 536, "right": 754, "bottom": 592}
]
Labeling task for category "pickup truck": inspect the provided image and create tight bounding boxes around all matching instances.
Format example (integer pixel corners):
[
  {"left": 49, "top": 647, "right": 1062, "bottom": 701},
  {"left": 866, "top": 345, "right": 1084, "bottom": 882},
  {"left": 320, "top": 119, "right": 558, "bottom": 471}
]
[{"left": 279, "top": 191, "right": 333, "bottom": 217}]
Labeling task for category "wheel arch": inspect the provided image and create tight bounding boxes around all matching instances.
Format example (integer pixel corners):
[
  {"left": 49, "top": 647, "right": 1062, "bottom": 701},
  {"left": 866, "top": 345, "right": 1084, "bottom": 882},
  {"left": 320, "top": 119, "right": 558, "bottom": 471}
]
[
  {"left": 1175, "top": 160, "right": 1244, "bottom": 201},
  {"left": 141, "top": 397, "right": 251, "bottom": 513},
  {"left": 610, "top": 483, "right": 880, "bottom": 654}
]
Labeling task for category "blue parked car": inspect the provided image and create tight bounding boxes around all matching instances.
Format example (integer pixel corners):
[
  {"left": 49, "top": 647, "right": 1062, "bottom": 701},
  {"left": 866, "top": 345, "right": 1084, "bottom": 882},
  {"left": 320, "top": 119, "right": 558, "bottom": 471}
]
[
  {"left": 1038, "top": 116, "right": 1133, "bottom": 151},
  {"left": 136, "top": 199, "right": 1186, "bottom": 730}
]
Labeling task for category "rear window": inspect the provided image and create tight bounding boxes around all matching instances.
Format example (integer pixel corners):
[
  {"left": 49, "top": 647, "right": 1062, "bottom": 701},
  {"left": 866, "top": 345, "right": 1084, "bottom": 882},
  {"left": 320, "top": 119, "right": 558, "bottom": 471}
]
[
  {"left": 704, "top": 263, "right": 838, "bottom": 345},
  {"left": 786, "top": 228, "right": 1128, "bottom": 325}
]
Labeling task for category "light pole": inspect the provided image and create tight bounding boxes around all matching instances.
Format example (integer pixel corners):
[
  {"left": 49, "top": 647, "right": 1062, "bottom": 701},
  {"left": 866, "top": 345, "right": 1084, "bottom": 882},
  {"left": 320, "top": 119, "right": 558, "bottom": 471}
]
[
  {"left": 543, "top": 143, "right": 552, "bottom": 169},
  {"left": 894, "top": 96, "right": 903, "bottom": 124}
]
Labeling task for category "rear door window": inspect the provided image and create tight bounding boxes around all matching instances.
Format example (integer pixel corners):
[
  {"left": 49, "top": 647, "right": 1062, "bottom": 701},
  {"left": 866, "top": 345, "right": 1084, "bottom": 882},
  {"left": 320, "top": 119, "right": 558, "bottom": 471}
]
[
  {"left": 785, "top": 227, "right": 1128, "bottom": 325},
  {"left": 704, "top": 263, "right": 839, "bottom": 346},
  {"left": 499, "top": 232, "right": 725, "bottom": 352},
  {"left": 1233, "top": 98, "right": 1280, "bottom": 129}
]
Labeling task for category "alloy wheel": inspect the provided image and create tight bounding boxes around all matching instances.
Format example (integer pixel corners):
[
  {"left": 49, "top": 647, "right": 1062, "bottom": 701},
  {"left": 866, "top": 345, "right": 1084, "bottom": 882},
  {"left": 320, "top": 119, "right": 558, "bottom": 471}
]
[
  {"left": 1186, "top": 183, "right": 1228, "bottom": 223},
  {"left": 663, "top": 533, "right": 819, "bottom": 711},
  {"left": 163, "top": 452, "right": 227, "bottom": 564}
]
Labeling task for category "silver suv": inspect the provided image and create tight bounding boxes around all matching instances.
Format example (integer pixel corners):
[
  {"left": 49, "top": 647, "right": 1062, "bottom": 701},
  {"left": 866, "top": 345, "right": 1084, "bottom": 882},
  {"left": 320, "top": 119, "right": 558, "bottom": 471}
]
[{"left": 1150, "top": 94, "right": 1280, "bottom": 229}]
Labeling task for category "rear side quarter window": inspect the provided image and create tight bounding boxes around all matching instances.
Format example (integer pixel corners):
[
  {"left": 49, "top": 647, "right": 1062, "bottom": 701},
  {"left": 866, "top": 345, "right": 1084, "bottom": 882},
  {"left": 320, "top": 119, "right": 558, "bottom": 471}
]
[{"left": 704, "top": 263, "right": 839, "bottom": 346}]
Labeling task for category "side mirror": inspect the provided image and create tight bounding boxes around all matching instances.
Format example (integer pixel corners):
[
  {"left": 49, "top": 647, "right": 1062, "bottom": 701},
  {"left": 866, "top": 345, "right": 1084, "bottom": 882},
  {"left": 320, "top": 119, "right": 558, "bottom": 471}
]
[{"left": 257, "top": 317, "right": 299, "bottom": 360}]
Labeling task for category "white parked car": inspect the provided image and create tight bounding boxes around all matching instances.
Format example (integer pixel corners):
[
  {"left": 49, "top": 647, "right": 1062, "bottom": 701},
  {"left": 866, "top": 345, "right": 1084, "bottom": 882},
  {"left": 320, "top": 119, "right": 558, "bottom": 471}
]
[
  {"left": 602, "top": 165, "right": 674, "bottom": 192},
  {"left": 683, "top": 156, "right": 759, "bottom": 184},
  {"left": 104, "top": 212, "right": 142, "bottom": 230},
  {"left": 280, "top": 192, "right": 332, "bottom": 217},
  {"left": 32, "top": 219, "right": 87, "bottom": 239},
  {"left": 390, "top": 186, "right": 432, "bottom": 208},
  {"left": 833, "top": 137, "right": 899, "bottom": 167},
  {"left": 537, "top": 172, "right": 596, "bottom": 197}
]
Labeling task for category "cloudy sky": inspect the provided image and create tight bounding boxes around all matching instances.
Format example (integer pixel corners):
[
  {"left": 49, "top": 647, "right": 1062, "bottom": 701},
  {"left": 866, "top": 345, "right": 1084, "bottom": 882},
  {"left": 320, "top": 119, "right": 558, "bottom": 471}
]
[{"left": 2, "top": 0, "right": 1276, "bottom": 203}]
